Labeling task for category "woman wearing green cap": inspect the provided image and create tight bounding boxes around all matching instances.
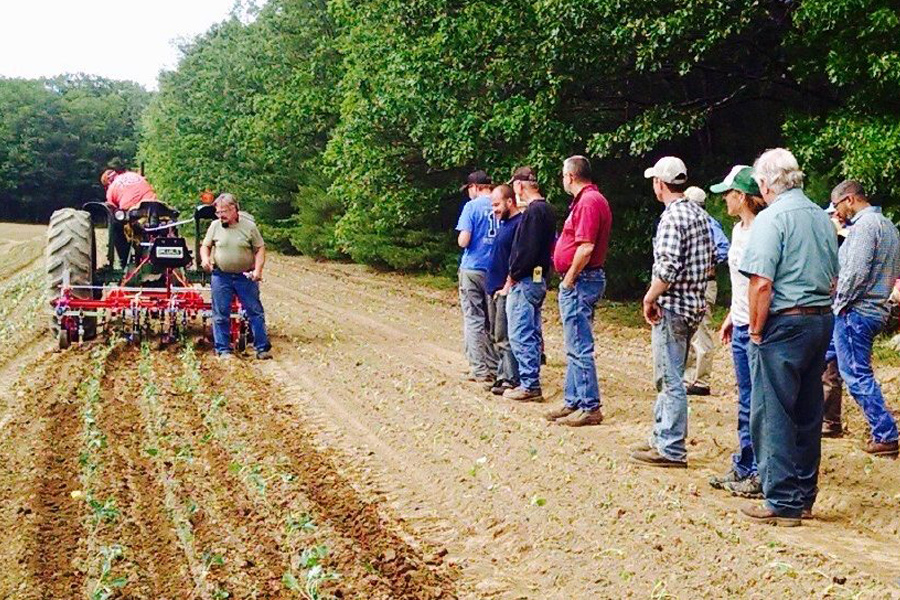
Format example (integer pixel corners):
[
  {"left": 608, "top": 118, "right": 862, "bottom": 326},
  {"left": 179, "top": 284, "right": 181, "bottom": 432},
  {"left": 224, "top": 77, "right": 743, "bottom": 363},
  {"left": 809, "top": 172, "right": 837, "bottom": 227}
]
[{"left": 707, "top": 166, "right": 767, "bottom": 497}]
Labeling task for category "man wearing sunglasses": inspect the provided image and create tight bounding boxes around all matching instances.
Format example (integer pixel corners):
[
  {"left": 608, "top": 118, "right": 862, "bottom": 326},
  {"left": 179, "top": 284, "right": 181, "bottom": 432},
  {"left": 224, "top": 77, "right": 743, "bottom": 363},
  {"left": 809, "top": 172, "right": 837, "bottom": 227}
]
[{"left": 829, "top": 180, "right": 900, "bottom": 458}]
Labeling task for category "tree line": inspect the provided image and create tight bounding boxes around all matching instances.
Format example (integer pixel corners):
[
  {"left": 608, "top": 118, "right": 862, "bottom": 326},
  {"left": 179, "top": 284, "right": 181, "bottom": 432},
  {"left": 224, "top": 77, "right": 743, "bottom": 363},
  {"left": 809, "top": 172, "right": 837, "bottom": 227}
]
[
  {"left": 2, "top": 0, "right": 898, "bottom": 296},
  {"left": 0, "top": 75, "right": 150, "bottom": 222}
]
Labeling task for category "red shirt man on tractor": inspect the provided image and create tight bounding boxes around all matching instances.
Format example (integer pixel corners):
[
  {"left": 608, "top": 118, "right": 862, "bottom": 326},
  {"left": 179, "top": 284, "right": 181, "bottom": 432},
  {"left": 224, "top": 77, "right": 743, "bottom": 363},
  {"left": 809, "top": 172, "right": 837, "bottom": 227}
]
[{"left": 100, "top": 169, "right": 158, "bottom": 268}]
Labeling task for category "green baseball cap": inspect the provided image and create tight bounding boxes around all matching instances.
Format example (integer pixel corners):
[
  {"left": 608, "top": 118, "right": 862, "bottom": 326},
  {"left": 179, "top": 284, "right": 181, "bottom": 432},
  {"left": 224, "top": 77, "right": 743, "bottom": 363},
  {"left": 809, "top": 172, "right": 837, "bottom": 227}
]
[{"left": 710, "top": 165, "right": 760, "bottom": 195}]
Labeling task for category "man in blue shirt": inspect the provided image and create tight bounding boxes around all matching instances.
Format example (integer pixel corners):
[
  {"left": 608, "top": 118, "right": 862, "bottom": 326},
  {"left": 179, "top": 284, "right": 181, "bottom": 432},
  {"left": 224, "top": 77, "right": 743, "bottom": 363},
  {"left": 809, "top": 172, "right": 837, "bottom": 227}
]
[
  {"left": 683, "top": 186, "right": 731, "bottom": 396},
  {"left": 484, "top": 184, "right": 523, "bottom": 394},
  {"left": 457, "top": 170, "right": 499, "bottom": 381},
  {"left": 738, "top": 148, "right": 838, "bottom": 527}
]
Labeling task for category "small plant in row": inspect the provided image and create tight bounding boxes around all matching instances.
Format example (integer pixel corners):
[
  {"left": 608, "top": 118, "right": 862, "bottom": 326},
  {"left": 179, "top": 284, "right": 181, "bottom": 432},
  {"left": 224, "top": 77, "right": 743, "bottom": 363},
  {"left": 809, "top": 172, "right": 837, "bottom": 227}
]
[{"left": 74, "top": 341, "right": 131, "bottom": 595}]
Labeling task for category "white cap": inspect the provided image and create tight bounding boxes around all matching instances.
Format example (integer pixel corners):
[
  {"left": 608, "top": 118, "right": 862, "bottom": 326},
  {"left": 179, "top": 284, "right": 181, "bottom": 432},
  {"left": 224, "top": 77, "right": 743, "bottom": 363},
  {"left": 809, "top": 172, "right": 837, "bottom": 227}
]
[
  {"left": 684, "top": 186, "right": 707, "bottom": 206},
  {"left": 644, "top": 156, "right": 688, "bottom": 184}
]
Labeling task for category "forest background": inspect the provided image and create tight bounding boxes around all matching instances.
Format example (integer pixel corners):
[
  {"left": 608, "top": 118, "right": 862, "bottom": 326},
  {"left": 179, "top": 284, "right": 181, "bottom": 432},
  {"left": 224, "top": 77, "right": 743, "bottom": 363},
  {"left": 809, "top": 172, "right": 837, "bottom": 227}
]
[{"left": 1, "top": 0, "right": 898, "bottom": 298}]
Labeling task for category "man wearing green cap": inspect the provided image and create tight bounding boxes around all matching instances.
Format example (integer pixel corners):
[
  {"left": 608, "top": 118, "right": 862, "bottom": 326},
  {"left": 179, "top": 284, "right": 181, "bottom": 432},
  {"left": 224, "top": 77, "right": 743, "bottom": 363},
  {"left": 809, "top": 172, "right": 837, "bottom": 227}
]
[{"left": 707, "top": 166, "right": 768, "bottom": 498}]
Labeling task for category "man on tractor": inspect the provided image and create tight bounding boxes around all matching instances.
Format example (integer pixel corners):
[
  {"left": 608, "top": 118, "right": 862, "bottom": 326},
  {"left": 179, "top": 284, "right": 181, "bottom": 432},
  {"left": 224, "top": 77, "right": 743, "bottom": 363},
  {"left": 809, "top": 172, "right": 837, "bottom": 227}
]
[
  {"left": 200, "top": 193, "right": 273, "bottom": 360},
  {"left": 100, "top": 168, "right": 159, "bottom": 268}
]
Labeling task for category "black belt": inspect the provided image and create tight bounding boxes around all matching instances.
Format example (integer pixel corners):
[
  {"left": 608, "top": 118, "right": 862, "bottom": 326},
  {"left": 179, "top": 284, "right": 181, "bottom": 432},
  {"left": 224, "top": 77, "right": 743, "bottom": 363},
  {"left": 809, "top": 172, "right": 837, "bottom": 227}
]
[{"left": 776, "top": 306, "right": 831, "bottom": 316}]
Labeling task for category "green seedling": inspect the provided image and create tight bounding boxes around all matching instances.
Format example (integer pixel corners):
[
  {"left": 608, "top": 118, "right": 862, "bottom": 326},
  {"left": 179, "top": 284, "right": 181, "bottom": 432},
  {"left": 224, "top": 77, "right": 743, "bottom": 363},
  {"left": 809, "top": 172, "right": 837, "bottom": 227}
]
[
  {"left": 202, "top": 550, "right": 226, "bottom": 568},
  {"left": 89, "top": 497, "right": 120, "bottom": 524},
  {"left": 286, "top": 513, "right": 316, "bottom": 535},
  {"left": 530, "top": 495, "right": 547, "bottom": 507},
  {"left": 212, "top": 588, "right": 231, "bottom": 600}
]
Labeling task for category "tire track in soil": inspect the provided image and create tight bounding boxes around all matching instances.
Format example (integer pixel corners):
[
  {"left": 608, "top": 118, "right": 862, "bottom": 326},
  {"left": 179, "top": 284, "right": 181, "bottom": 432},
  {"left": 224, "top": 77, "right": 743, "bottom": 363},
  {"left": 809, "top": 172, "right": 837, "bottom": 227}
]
[
  {"left": 0, "top": 349, "right": 102, "bottom": 599},
  {"left": 199, "top": 356, "right": 459, "bottom": 600},
  {"left": 88, "top": 351, "right": 197, "bottom": 598}
]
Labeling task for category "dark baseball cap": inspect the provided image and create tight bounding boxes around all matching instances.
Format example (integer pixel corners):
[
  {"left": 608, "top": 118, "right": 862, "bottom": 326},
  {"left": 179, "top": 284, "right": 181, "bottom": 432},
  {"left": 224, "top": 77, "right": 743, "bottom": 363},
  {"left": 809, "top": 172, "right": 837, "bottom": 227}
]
[
  {"left": 460, "top": 170, "right": 492, "bottom": 190},
  {"left": 507, "top": 166, "right": 537, "bottom": 184}
]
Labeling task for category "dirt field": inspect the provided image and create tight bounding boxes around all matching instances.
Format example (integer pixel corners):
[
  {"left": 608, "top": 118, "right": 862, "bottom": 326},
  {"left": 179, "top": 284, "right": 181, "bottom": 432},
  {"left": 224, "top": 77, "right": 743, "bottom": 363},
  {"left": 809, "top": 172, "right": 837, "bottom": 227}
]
[{"left": 0, "top": 221, "right": 898, "bottom": 599}]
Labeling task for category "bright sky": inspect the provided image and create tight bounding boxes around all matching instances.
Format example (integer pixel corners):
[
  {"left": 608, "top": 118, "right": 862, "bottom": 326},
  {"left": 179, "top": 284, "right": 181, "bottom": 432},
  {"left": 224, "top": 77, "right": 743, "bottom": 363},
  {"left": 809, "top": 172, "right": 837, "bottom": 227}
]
[{"left": 0, "top": 0, "right": 258, "bottom": 90}]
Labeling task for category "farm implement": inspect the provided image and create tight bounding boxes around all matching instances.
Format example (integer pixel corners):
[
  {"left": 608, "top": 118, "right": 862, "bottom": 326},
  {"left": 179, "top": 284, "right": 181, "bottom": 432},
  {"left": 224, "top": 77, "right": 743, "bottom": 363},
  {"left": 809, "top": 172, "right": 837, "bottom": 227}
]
[{"left": 47, "top": 199, "right": 249, "bottom": 349}]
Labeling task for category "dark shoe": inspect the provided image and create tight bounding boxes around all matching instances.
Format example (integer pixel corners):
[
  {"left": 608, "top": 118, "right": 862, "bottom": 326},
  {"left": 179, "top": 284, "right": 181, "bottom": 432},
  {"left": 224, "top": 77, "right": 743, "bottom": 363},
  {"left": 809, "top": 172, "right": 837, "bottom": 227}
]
[
  {"left": 256, "top": 350, "right": 273, "bottom": 360},
  {"left": 491, "top": 380, "right": 515, "bottom": 395},
  {"left": 686, "top": 383, "right": 710, "bottom": 396},
  {"left": 863, "top": 439, "right": 899, "bottom": 457},
  {"left": 821, "top": 421, "right": 844, "bottom": 438},
  {"left": 630, "top": 448, "right": 686, "bottom": 468},
  {"left": 723, "top": 474, "right": 763, "bottom": 498},
  {"left": 544, "top": 405, "right": 576, "bottom": 421},
  {"left": 708, "top": 469, "right": 742, "bottom": 490},
  {"left": 558, "top": 409, "right": 604, "bottom": 427},
  {"left": 540, "top": 352, "right": 547, "bottom": 365},
  {"left": 503, "top": 386, "right": 543, "bottom": 402},
  {"left": 739, "top": 503, "right": 801, "bottom": 527}
]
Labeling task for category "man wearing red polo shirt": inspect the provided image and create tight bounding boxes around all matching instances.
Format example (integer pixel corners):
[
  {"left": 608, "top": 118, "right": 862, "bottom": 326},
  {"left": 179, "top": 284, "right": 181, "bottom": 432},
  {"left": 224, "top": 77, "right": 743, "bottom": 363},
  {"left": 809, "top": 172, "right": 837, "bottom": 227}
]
[{"left": 545, "top": 156, "right": 613, "bottom": 427}]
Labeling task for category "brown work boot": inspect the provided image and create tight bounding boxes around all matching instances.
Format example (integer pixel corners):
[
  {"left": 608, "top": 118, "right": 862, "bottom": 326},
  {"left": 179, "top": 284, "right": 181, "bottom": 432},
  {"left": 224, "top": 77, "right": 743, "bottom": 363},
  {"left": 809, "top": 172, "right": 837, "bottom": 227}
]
[
  {"left": 863, "top": 439, "right": 899, "bottom": 458},
  {"left": 630, "top": 448, "right": 686, "bottom": 468},
  {"left": 821, "top": 421, "right": 843, "bottom": 439},
  {"left": 503, "top": 386, "right": 543, "bottom": 402},
  {"left": 558, "top": 409, "right": 603, "bottom": 427},
  {"left": 739, "top": 503, "right": 801, "bottom": 527},
  {"left": 544, "top": 405, "right": 576, "bottom": 421}
]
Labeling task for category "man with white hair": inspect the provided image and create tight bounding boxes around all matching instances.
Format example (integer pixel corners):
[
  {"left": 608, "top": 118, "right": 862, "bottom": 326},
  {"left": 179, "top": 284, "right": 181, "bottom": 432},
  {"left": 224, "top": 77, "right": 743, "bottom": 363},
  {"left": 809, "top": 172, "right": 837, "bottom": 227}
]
[
  {"left": 683, "top": 186, "right": 731, "bottom": 396},
  {"left": 631, "top": 157, "right": 713, "bottom": 468},
  {"left": 738, "top": 148, "right": 837, "bottom": 526}
]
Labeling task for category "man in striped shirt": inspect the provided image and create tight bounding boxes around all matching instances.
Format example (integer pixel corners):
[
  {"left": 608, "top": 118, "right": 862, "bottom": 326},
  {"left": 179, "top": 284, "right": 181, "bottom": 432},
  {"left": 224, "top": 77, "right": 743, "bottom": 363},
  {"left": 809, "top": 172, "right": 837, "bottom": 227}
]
[{"left": 631, "top": 157, "right": 713, "bottom": 468}]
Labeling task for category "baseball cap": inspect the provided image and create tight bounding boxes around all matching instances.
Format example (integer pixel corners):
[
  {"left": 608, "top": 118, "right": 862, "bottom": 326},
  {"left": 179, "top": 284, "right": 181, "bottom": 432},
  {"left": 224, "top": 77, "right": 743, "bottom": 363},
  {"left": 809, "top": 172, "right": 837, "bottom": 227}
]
[
  {"left": 643, "top": 156, "right": 688, "bottom": 185},
  {"left": 825, "top": 204, "right": 836, "bottom": 214},
  {"left": 684, "top": 186, "right": 707, "bottom": 206},
  {"left": 460, "top": 170, "right": 492, "bottom": 190},
  {"left": 710, "top": 165, "right": 760, "bottom": 195},
  {"left": 507, "top": 166, "right": 537, "bottom": 184}
]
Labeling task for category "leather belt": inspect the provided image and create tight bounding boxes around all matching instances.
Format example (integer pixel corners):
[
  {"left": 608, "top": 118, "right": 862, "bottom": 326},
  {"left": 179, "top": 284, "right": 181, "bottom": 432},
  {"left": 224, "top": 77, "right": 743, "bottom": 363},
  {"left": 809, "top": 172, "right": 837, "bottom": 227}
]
[{"left": 776, "top": 306, "right": 831, "bottom": 316}]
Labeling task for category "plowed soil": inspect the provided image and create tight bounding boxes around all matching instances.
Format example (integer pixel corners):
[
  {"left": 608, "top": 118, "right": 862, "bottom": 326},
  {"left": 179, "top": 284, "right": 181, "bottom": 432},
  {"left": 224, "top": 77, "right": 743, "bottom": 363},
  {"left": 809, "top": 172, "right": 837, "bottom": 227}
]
[{"left": 0, "top": 222, "right": 898, "bottom": 599}]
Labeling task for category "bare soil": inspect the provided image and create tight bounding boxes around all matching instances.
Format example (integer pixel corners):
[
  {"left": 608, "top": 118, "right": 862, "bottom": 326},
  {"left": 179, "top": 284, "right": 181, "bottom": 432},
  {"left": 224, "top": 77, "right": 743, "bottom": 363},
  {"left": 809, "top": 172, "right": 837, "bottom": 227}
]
[{"left": 0, "top": 225, "right": 897, "bottom": 598}]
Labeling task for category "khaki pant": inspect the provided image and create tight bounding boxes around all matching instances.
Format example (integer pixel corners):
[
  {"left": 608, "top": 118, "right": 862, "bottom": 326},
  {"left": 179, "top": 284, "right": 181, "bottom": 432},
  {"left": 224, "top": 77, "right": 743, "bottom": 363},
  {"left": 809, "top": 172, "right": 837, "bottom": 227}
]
[{"left": 685, "top": 280, "right": 717, "bottom": 388}]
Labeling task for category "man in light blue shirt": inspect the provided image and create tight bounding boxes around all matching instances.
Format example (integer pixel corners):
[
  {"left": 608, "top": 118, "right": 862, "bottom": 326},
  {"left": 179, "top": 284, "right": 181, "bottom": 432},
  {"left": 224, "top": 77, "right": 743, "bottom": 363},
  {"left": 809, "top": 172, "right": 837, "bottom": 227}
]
[
  {"left": 457, "top": 170, "right": 499, "bottom": 381},
  {"left": 829, "top": 180, "right": 900, "bottom": 457},
  {"left": 737, "top": 148, "right": 837, "bottom": 527}
]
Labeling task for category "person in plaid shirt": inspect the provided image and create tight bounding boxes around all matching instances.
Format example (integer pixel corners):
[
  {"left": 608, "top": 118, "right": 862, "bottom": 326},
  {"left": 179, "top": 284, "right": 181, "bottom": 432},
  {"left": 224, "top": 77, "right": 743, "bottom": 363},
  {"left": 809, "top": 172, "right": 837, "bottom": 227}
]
[{"left": 631, "top": 156, "right": 713, "bottom": 468}]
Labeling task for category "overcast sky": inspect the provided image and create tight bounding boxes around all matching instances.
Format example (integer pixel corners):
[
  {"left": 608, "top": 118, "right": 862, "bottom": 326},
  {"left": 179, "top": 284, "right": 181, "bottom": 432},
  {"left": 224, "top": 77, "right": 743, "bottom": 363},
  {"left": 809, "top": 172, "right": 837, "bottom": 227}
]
[{"left": 0, "top": 0, "right": 258, "bottom": 90}]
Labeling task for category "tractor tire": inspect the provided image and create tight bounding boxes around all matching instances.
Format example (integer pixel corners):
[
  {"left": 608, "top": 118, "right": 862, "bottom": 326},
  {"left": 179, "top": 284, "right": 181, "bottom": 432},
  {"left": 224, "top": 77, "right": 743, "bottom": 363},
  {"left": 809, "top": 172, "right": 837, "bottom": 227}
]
[{"left": 46, "top": 208, "right": 97, "bottom": 340}]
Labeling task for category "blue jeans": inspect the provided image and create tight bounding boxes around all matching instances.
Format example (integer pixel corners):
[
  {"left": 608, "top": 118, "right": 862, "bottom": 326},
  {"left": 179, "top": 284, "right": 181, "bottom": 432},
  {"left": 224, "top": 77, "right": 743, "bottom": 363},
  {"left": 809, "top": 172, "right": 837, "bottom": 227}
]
[
  {"left": 506, "top": 277, "right": 545, "bottom": 390},
  {"left": 650, "top": 309, "right": 696, "bottom": 462},
  {"left": 558, "top": 269, "right": 606, "bottom": 411},
  {"left": 488, "top": 293, "right": 519, "bottom": 385},
  {"left": 748, "top": 313, "right": 832, "bottom": 518},
  {"left": 211, "top": 270, "right": 271, "bottom": 355},
  {"left": 834, "top": 310, "right": 899, "bottom": 443},
  {"left": 730, "top": 325, "right": 757, "bottom": 478}
]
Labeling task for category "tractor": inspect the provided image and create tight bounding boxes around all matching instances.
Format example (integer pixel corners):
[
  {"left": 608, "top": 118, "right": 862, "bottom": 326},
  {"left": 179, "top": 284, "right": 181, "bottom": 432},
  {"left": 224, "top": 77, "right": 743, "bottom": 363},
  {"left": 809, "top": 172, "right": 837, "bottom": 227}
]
[{"left": 46, "top": 196, "right": 249, "bottom": 350}]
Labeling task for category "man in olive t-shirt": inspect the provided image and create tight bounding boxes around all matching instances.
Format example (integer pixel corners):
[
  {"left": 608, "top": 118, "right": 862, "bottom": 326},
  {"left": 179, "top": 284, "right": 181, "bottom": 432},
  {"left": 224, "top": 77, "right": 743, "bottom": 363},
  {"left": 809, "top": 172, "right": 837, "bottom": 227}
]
[{"left": 200, "top": 193, "right": 272, "bottom": 359}]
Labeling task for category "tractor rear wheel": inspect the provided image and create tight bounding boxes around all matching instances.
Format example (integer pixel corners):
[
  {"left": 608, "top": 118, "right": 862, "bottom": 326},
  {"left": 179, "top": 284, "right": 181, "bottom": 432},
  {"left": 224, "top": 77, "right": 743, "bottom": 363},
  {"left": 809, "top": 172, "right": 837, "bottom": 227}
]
[{"left": 46, "top": 208, "right": 97, "bottom": 341}]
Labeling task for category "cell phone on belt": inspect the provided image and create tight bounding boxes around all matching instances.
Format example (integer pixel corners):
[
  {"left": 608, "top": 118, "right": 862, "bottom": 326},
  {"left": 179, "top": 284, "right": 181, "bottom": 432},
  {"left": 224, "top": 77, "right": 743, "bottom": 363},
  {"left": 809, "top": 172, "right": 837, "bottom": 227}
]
[{"left": 533, "top": 266, "right": 543, "bottom": 283}]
